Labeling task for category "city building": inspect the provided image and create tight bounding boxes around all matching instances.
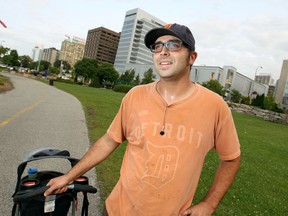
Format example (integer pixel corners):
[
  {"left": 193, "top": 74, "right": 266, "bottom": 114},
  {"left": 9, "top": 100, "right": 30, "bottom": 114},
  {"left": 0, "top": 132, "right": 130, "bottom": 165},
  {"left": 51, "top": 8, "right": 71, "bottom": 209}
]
[
  {"left": 114, "top": 8, "right": 165, "bottom": 75},
  {"left": 254, "top": 73, "right": 275, "bottom": 97},
  {"left": 31, "top": 46, "right": 41, "bottom": 62},
  {"left": 255, "top": 73, "right": 274, "bottom": 86},
  {"left": 113, "top": 8, "right": 270, "bottom": 99},
  {"left": 190, "top": 65, "right": 268, "bottom": 98},
  {"left": 59, "top": 38, "right": 85, "bottom": 67},
  {"left": 275, "top": 60, "right": 288, "bottom": 109},
  {"left": 84, "top": 27, "right": 120, "bottom": 64},
  {"left": 268, "top": 85, "right": 276, "bottom": 96},
  {"left": 41, "top": 47, "right": 58, "bottom": 66}
]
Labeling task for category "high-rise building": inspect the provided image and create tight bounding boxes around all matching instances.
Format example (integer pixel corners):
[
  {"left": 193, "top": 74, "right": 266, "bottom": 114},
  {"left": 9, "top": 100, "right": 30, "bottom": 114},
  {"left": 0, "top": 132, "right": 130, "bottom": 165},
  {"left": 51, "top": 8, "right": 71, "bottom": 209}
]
[
  {"left": 114, "top": 8, "right": 165, "bottom": 74},
  {"left": 84, "top": 27, "right": 120, "bottom": 64},
  {"left": 31, "top": 46, "right": 41, "bottom": 62},
  {"left": 59, "top": 39, "right": 85, "bottom": 67},
  {"left": 275, "top": 60, "right": 288, "bottom": 108},
  {"left": 41, "top": 47, "right": 58, "bottom": 66}
]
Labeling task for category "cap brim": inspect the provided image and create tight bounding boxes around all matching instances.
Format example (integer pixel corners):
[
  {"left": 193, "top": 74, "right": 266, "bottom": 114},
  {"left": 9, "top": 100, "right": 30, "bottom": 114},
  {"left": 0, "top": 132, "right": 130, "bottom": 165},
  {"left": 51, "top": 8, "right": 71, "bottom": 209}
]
[{"left": 144, "top": 28, "right": 180, "bottom": 48}]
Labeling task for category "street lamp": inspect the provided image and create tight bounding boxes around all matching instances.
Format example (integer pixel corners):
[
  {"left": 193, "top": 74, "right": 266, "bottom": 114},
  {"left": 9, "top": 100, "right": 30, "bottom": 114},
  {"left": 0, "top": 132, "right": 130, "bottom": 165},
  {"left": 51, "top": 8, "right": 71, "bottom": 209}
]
[
  {"left": 254, "top": 66, "right": 263, "bottom": 81},
  {"left": 249, "top": 66, "right": 263, "bottom": 101},
  {"left": 36, "top": 46, "right": 44, "bottom": 72}
]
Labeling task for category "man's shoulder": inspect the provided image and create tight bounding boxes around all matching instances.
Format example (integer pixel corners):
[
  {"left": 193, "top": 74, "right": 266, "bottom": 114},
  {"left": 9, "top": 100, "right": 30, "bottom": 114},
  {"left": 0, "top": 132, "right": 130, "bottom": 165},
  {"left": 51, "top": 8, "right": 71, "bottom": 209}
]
[
  {"left": 128, "top": 82, "right": 156, "bottom": 94},
  {"left": 123, "top": 82, "right": 157, "bottom": 102},
  {"left": 195, "top": 84, "right": 227, "bottom": 106},
  {"left": 197, "top": 84, "right": 223, "bottom": 98}
]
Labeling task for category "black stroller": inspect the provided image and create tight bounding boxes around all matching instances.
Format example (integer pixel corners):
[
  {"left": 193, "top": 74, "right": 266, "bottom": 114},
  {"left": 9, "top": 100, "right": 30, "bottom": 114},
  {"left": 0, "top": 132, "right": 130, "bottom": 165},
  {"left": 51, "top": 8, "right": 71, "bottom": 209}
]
[{"left": 12, "top": 148, "right": 97, "bottom": 216}]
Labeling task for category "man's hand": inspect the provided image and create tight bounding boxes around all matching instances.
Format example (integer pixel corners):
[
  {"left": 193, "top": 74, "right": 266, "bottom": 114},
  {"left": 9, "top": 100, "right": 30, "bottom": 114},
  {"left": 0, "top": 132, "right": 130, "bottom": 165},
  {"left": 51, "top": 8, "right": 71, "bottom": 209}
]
[
  {"left": 44, "top": 175, "right": 72, "bottom": 196},
  {"left": 179, "top": 156, "right": 240, "bottom": 216},
  {"left": 179, "top": 201, "right": 215, "bottom": 216}
]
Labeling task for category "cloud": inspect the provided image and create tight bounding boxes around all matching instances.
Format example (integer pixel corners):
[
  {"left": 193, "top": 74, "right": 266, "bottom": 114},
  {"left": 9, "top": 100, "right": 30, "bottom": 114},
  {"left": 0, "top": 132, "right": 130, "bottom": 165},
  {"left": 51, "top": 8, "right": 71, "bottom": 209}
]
[
  {"left": 187, "top": 14, "right": 287, "bottom": 80},
  {"left": 1, "top": 0, "right": 287, "bottom": 81}
]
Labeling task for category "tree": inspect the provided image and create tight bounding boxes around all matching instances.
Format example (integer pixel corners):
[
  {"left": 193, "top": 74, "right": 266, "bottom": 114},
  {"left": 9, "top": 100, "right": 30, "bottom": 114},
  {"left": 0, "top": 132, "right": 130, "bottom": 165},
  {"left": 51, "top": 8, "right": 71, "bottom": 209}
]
[
  {"left": 54, "top": 60, "right": 71, "bottom": 71},
  {"left": 2, "top": 54, "right": 12, "bottom": 65},
  {"left": 133, "top": 74, "right": 141, "bottom": 85},
  {"left": 74, "top": 58, "right": 98, "bottom": 82},
  {"left": 202, "top": 79, "right": 225, "bottom": 96},
  {"left": 90, "top": 76, "right": 100, "bottom": 88},
  {"left": 141, "top": 68, "right": 156, "bottom": 84},
  {"left": 96, "top": 63, "right": 119, "bottom": 83},
  {"left": 9, "top": 49, "right": 20, "bottom": 66},
  {"left": 49, "top": 67, "right": 59, "bottom": 75},
  {"left": 118, "top": 69, "right": 135, "bottom": 85},
  {"left": 29, "top": 61, "right": 38, "bottom": 70},
  {"left": 19, "top": 55, "right": 32, "bottom": 68},
  {"left": 39, "top": 60, "right": 51, "bottom": 71},
  {"left": 0, "top": 46, "right": 10, "bottom": 59}
]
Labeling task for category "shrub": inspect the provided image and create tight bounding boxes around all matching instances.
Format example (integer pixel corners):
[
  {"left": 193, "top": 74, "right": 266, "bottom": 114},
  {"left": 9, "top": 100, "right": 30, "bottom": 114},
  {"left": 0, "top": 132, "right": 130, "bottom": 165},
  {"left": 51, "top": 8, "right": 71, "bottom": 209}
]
[
  {"left": 55, "top": 78, "right": 83, "bottom": 85},
  {"left": 113, "top": 84, "right": 133, "bottom": 93},
  {"left": 90, "top": 76, "right": 100, "bottom": 88},
  {"left": 241, "top": 96, "right": 250, "bottom": 105},
  {"left": 202, "top": 79, "right": 225, "bottom": 96},
  {"left": 252, "top": 94, "right": 264, "bottom": 108},
  {"left": 230, "top": 89, "right": 242, "bottom": 103}
]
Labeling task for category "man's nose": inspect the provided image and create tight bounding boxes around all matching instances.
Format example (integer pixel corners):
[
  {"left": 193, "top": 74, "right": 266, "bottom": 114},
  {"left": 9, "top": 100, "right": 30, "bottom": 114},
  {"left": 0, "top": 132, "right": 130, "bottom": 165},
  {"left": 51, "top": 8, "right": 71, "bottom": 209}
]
[{"left": 160, "top": 45, "right": 169, "bottom": 55}]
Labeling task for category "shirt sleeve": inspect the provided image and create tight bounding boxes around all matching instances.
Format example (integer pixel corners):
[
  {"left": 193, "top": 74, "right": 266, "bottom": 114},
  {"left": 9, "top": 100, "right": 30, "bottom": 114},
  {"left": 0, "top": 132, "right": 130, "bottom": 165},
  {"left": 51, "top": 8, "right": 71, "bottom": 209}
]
[
  {"left": 107, "top": 87, "right": 137, "bottom": 144},
  {"left": 214, "top": 101, "right": 241, "bottom": 161},
  {"left": 107, "top": 100, "right": 127, "bottom": 144}
]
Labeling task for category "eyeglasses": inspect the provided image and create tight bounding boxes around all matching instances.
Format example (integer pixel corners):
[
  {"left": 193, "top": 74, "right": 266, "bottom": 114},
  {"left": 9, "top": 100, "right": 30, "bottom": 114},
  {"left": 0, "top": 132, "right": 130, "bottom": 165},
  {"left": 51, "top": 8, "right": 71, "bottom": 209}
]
[{"left": 149, "top": 40, "right": 183, "bottom": 53}]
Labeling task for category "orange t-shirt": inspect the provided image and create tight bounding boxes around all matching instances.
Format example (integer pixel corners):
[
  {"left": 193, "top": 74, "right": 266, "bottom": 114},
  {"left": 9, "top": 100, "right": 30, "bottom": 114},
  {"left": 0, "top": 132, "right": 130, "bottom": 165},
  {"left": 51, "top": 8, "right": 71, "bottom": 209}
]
[{"left": 106, "top": 82, "right": 240, "bottom": 216}]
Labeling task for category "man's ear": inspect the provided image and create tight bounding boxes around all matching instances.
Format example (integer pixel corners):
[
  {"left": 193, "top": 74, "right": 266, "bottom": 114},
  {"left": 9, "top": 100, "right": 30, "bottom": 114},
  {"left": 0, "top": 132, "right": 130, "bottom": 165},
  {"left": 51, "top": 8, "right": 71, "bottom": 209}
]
[{"left": 189, "top": 51, "right": 198, "bottom": 65}]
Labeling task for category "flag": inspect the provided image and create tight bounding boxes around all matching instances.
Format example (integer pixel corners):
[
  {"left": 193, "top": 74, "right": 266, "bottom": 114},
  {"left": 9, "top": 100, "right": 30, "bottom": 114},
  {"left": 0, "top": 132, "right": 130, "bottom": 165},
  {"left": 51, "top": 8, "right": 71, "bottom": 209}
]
[{"left": 0, "top": 20, "right": 7, "bottom": 28}]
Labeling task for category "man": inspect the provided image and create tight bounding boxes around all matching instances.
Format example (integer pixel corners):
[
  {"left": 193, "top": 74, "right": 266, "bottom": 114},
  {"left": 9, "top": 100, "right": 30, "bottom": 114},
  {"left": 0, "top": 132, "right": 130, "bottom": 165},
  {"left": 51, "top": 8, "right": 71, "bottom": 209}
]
[{"left": 45, "top": 23, "right": 241, "bottom": 216}]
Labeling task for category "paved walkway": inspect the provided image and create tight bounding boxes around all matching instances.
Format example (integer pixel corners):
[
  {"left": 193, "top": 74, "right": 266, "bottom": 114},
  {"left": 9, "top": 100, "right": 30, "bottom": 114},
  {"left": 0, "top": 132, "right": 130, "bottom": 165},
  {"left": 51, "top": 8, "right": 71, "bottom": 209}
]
[{"left": 0, "top": 72, "right": 101, "bottom": 215}]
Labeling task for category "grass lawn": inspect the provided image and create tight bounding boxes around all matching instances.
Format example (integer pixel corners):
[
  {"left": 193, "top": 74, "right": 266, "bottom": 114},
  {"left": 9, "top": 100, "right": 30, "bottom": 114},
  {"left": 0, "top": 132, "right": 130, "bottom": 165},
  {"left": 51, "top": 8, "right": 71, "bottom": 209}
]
[
  {"left": 0, "top": 71, "right": 14, "bottom": 93},
  {"left": 54, "top": 81, "right": 288, "bottom": 215}
]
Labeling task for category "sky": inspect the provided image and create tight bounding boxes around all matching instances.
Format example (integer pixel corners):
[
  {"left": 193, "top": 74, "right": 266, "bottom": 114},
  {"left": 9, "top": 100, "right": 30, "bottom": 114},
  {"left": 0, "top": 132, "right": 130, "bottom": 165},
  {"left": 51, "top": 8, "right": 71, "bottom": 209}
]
[{"left": 1, "top": 0, "right": 287, "bottom": 81}]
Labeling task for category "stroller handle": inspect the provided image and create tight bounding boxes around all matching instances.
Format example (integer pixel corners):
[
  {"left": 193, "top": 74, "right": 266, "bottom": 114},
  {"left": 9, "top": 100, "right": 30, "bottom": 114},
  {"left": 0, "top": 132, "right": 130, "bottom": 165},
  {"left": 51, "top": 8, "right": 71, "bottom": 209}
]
[
  {"left": 67, "top": 184, "right": 97, "bottom": 193},
  {"left": 13, "top": 184, "right": 97, "bottom": 203}
]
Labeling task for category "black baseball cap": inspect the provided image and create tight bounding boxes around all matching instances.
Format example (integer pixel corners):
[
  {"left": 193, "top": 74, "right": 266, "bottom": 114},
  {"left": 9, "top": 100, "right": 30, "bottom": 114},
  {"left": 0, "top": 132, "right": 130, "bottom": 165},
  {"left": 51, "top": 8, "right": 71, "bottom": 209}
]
[{"left": 144, "top": 23, "right": 195, "bottom": 51}]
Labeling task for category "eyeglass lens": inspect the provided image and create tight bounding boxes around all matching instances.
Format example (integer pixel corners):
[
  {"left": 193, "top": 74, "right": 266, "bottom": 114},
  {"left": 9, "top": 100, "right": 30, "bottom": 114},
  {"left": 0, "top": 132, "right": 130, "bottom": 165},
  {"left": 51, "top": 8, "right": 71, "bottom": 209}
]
[{"left": 150, "top": 40, "right": 182, "bottom": 53}]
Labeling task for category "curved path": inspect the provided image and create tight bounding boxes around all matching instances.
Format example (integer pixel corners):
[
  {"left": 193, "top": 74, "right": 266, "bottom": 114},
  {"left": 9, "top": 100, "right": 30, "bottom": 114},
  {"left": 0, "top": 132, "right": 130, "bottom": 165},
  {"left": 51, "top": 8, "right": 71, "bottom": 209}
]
[{"left": 0, "top": 72, "right": 101, "bottom": 215}]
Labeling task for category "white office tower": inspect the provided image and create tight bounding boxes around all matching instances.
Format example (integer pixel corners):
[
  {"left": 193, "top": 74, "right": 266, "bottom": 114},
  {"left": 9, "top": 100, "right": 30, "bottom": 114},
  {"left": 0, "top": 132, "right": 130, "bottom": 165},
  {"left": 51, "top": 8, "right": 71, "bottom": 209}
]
[
  {"left": 114, "top": 8, "right": 165, "bottom": 76},
  {"left": 275, "top": 60, "right": 288, "bottom": 109},
  {"left": 31, "top": 47, "right": 41, "bottom": 62}
]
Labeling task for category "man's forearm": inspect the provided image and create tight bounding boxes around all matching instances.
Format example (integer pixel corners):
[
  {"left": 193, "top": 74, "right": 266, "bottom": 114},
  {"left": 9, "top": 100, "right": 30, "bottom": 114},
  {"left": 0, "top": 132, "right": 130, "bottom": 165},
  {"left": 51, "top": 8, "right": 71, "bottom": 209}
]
[
  {"left": 203, "top": 156, "right": 241, "bottom": 210},
  {"left": 66, "top": 133, "right": 119, "bottom": 181}
]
